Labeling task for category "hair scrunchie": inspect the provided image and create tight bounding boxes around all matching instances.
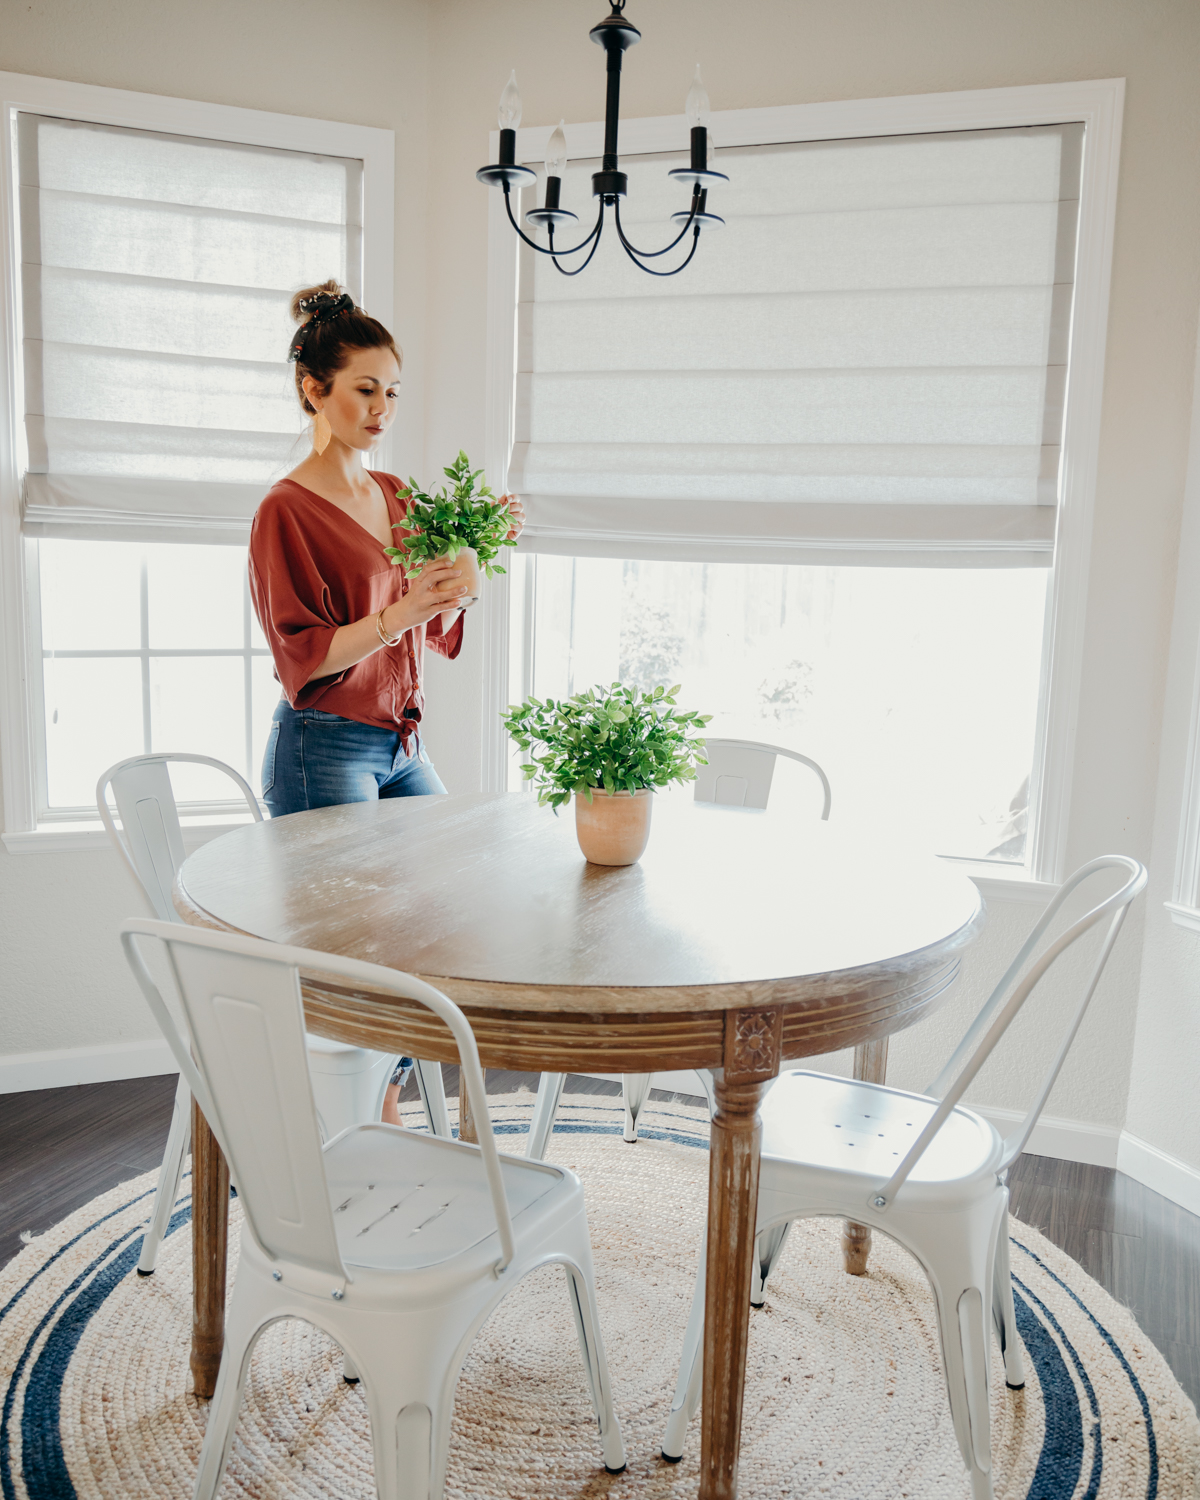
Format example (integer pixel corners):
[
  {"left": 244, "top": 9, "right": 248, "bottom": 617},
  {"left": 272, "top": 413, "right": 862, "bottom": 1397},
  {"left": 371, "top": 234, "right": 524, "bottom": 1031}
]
[{"left": 288, "top": 291, "right": 356, "bottom": 363}]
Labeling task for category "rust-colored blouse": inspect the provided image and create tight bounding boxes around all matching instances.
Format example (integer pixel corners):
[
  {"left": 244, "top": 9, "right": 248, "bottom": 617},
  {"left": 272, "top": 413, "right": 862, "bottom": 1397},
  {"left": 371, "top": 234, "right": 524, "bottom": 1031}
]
[{"left": 248, "top": 471, "right": 464, "bottom": 742}]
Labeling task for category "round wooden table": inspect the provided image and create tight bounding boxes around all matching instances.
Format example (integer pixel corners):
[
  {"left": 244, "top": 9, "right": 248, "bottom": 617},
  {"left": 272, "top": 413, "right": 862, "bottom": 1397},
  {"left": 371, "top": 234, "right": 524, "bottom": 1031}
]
[{"left": 175, "top": 791, "right": 983, "bottom": 1500}]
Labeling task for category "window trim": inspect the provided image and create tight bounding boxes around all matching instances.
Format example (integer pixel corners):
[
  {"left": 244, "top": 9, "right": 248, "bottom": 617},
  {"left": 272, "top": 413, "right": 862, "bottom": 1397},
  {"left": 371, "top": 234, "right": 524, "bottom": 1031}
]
[
  {"left": 480, "top": 78, "right": 1126, "bottom": 887},
  {"left": 0, "top": 71, "right": 395, "bottom": 846}
]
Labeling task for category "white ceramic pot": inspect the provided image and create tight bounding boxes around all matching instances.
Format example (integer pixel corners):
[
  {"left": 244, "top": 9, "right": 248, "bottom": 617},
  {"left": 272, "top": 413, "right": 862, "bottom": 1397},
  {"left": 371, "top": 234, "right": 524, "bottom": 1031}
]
[{"left": 574, "top": 787, "right": 653, "bottom": 866}]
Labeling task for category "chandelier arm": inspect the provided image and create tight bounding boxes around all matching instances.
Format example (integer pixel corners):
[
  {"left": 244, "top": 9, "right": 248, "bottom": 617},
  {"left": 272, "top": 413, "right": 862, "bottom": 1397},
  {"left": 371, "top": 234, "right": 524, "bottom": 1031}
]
[
  {"left": 504, "top": 187, "right": 604, "bottom": 257},
  {"left": 612, "top": 194, "right": 699, "bottom": 258},
  {"left": 617, "top": 223, "right": 701, "bottom": 278},
  {"left": 550, "top": 216, "right": 606, "bottom": 276}
]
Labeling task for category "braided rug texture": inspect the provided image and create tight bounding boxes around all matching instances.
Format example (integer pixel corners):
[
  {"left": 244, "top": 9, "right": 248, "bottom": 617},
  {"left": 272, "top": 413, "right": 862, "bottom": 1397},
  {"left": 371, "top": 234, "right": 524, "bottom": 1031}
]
[{"left": 1, "top": 1093, "right": 1196, "bottom": 1500}]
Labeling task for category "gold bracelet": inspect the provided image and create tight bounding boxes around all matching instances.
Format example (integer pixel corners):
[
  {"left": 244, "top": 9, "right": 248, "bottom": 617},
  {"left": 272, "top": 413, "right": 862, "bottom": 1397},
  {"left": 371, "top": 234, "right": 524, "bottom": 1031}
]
[{"left": 375, "top": 609, "right": 403, "bottom": 647}]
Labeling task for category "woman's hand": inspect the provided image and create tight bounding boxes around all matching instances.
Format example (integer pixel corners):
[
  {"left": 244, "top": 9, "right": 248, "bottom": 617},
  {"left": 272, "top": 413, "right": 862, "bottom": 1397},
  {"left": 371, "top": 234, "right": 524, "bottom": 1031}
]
[
  {"left": 383, "top": 559, "right": 468, "bottom": 633},
  {"left": 502, "top": 493, "right": 526, "bottom": 540}
]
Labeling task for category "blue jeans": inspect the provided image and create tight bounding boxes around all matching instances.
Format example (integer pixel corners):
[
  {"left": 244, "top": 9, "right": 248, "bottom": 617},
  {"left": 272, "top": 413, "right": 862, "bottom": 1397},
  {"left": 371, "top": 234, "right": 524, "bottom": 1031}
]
[{"left": 262, "top": 701, "right": 447, "bottom": 819}]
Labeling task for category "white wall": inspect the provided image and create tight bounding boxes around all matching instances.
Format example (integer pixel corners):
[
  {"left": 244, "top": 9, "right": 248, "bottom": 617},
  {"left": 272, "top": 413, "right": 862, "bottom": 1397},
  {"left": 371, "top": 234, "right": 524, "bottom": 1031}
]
[
  {"left": 2, "top": 0, "right": 1200, "bottom": 1195},
  {"left": 1124, "top": 311, "right": 1200, "bottom": 1168}
]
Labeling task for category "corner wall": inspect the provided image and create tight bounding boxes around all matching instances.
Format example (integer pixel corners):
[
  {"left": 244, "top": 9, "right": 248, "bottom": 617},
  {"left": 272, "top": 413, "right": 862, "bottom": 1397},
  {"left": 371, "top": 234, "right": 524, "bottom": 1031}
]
[{"left": 1124, "top": 307, "right": 1200, "bottom": 1175}]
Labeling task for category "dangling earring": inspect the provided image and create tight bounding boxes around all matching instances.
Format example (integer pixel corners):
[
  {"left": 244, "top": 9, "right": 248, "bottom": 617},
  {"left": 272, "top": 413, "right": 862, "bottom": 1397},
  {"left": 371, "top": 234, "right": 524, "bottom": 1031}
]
[{"left": 312, "top": 408, "right": 332, "bottom": 456}]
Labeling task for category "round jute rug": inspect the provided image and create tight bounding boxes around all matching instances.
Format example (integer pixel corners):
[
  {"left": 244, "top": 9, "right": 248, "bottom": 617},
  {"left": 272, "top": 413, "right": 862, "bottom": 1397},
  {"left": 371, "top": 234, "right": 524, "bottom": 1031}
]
[{"left": 1, "top": 1093, "right": 1196, "bottom": 1500}]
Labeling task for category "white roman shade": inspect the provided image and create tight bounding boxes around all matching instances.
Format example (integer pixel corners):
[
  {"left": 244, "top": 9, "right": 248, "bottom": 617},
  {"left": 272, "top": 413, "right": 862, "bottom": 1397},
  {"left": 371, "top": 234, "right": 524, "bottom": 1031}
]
[
  {"left": 512, "top": 123, "right": 1083, "bottom": 567},
  {"left": 18, "top": 114, "right": 361, "bottom": 542}
]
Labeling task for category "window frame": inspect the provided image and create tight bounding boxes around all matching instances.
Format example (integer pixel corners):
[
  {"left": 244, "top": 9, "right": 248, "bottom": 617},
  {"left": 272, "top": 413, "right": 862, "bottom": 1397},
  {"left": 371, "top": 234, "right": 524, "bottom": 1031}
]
[
  {"left": 0, "top": 72, "right": 395, "bottom": 848},
  {"left": 480, "top": 78, "right": 1125, "bottom": 893}
]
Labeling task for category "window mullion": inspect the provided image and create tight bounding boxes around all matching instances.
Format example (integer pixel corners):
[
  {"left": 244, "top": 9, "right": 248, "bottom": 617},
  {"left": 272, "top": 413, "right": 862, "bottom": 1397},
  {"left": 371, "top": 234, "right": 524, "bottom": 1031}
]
[{"left": 139, "top": 550, "right": 151, "bottom": 755}]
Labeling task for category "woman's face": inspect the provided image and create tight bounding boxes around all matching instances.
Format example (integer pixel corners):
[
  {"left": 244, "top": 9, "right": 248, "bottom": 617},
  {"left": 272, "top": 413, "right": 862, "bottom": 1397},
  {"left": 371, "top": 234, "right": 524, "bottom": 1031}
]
[{"left": 306, "top": 347, "right": 402, "bottom": 453}]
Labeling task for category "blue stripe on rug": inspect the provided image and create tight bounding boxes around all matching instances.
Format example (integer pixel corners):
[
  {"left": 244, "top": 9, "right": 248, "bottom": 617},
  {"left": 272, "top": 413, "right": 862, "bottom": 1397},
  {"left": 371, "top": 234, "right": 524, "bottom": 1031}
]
[
  {"left": 1014, "top": 1272, "right": 1101, "bottom": 1499},
  {"left": 1015, "top": 1239, "right": 1158, "bottom": 1500},
  {"left": 15, "top": 1204, "right": 192, "bottom": 1500},
  {"left": 2, "top": 1225, "right": 143, "bottom": 1500},
  {"left": 0, "top": 1183, "right": 160, "bottom": 1334}
]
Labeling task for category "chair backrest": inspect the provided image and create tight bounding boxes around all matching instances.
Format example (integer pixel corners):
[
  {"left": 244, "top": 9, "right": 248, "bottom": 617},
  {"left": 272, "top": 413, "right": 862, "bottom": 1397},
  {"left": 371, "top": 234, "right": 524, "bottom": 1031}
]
[
  {"left": 120, "top": 918, "right": 517, "bottom": 1280},
  {"left": 693, "top": 738, "right": 832, "bottom": 819},
  {"left": 870, "top": 856, "right": 1146, "bottom": 1211},
  {"left": 97, "top": 754, "right": 262, "bottom": 921}
]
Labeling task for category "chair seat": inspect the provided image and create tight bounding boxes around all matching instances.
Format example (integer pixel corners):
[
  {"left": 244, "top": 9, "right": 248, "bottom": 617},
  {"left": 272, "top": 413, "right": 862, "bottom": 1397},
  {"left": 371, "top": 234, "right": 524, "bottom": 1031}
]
[
  {"left": 761, "top": 1071, "right": 1000, "bottom": 1186},
  {"left": 325, "top": 1124, "right": 562, "bottom": 1271}
]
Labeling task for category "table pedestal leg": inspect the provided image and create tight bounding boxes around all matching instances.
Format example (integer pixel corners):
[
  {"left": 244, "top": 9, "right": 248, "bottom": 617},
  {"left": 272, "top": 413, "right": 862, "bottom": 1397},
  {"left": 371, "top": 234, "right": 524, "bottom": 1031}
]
[
  {"left": 701, "top": 1006, "right": 782, "bottom": 1500},
  {"left": 842, "top": 1038, "right": 890, "bottom": 1276},
  {"left": 458, "top": 1070, "right": 478, "bottom": 1145},
  {"left": 190, "top": 1097, "right": 229, "bottom": 1400}
]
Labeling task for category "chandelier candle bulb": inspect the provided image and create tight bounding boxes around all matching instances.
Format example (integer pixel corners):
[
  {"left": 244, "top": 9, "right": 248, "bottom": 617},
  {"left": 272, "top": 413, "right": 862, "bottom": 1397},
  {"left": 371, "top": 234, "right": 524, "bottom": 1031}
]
[
  {"left": 498, "top": 70, "right": 522, "bottom": 130},
  {"left": 546, "top": 120, "right": 566, "bottom": 210},
  {"left": 477, "top": 70, "right": 537, "bottom": 190},
  {"left": 685, "top": 64, "right": 710, "bottom": 127},
  {"left": 497, "top": 71, "right": 521, "bottom": 166}
]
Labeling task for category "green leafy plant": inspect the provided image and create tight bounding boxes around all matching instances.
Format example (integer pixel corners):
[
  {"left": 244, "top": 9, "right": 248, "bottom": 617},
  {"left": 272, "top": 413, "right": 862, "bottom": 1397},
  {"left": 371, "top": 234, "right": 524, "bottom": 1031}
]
[
  {"left": 384, "top": 450, "right": 517, "bottom": 578},
  {"left": 502, "top": 682, "right": 711, "bottom": 810}
]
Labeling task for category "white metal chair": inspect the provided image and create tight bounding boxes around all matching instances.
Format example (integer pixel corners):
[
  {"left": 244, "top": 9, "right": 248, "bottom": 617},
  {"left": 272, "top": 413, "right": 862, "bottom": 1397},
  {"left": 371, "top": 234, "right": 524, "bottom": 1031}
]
[
  {"left": 660, "top": 855, "right": 1147, "bottom": 1499},
  {"left": 121, "top": 918, "right": 627, "bottom": 1500},
  {"left": 526, "top": 737, "right": 832, "bottom": 1156},
  {"left": 97, "top": 753, "right": 451, "bottom": 1276}
]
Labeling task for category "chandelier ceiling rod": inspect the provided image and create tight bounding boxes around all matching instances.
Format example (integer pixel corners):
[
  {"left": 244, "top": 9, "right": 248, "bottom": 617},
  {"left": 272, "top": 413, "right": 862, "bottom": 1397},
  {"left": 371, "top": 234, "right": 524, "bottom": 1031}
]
[{"left": 476, "top": 1, "right": 727, "bottom": 278}]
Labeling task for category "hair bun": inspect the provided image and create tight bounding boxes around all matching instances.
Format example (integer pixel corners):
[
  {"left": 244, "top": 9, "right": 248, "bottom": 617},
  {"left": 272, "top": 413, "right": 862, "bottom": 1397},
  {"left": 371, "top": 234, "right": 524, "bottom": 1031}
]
[
  {"left": 289, "top": 279, "right": 349, "bottom": 326},
  {"left": 288, "top": 284, "right": 357, "bottom": 363}
]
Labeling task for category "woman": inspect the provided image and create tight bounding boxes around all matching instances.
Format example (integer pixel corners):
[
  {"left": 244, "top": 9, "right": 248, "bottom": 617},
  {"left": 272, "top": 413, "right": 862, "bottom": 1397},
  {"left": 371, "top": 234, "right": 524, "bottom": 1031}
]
[{"left": 249, "top": 280, "right": 523, "bottom": 1124}]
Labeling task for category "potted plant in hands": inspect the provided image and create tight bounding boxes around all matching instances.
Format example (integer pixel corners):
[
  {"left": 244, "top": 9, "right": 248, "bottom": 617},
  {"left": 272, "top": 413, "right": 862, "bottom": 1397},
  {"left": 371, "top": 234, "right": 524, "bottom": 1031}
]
[
  {"left": 501, "top": 683, "right": 711, "bottom": 866},
  {"left": 384, "top": 450, "right": 517, "bottom": 605}
]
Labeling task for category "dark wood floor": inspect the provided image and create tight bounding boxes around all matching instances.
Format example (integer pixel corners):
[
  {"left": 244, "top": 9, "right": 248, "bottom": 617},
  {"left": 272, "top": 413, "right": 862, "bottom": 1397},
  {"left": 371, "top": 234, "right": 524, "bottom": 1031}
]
[{"left": 2, "top": 1071, "right": 1198, "bottom": 1409}]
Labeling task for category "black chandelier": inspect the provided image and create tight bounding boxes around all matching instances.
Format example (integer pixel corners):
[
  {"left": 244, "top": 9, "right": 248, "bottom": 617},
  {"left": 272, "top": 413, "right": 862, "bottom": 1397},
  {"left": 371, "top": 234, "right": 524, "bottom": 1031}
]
[{"left": 476, "top": 0, "right": 726, "bottom": 277}]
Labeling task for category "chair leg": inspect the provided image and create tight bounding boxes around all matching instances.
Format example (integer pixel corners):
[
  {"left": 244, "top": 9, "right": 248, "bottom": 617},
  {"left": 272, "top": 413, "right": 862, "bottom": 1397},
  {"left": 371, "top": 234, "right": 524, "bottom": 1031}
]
[
  {"left": 191, "top": 1283, "right": 271, "bottom": 1500},
  {"left": 750, "top": 1221, "right": 792, "bottom": 1307},
  {"left": 527, "top": 1073, "right": 566, "bottom": 1158},
  {"left": 137, "top": 1072, "right": 191, "bottom": 1276},
  {"left": 559, "top": 1248, "right": 627, "bottom": 1473},
  {"left": 621, "top": 1073, "right": 652, "bottom": 1143},
  {"left": 662, "top": 1252, "right": 706, "bottom": 1461},
  {"left": 919, "top": 1212, "right": 998, "bottom": 1500},
  {"left": 412, "top": 1059, "right": 451, "bottom": 1138},
  {"left": 992, "top": 1205, "right": 1026, "bottom": 1389},
  {"left": 355, "top": 1347, "right": 466, "bottom": 1500},
  {"left": 843, "top": 1039, "right": 890, "bottom": 1275}
]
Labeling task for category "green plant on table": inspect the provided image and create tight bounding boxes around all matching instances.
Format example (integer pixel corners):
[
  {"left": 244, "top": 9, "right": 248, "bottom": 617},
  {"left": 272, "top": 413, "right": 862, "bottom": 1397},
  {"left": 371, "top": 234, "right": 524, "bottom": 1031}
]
[
  {"left": 384, "top": 450, "right": 517, "bottom": 577},
  {"left": 502, "top": 682, "right": 711, "bottom": 810}
]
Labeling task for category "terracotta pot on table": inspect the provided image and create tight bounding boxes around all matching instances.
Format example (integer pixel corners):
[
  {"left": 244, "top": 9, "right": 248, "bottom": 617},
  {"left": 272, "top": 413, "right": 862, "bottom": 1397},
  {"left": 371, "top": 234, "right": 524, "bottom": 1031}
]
[{"left": 574, "top": 787, "right": 653, "bottom": 866}]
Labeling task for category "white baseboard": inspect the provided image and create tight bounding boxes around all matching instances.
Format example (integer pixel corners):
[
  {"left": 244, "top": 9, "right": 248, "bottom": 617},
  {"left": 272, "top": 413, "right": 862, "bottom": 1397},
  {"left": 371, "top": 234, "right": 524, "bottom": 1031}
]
[
  {"left": 1116, "top": 1130, "right": 1200, "bottom": 1218},
  {"left": 0, "top": 1038, "right": 177, "bottom": 1093},
  {"left": 970, "top": 1103, "right": 1122, "bottom": 1168}
]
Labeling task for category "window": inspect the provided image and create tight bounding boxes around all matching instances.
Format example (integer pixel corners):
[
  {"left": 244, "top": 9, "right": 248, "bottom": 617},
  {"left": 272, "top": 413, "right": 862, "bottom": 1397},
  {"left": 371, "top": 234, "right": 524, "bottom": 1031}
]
[
  {"left": 521, "top": 555, "right": 1046, "bottom": 862},
  {"left": 0, "top": 76, "right": 393, "bottom": 838},
  {"left": 36, "top": 538, "right": 274, "bottom": 813},
  {"left": 486, "top": 83, "right": 1124, "bottom": 882}
]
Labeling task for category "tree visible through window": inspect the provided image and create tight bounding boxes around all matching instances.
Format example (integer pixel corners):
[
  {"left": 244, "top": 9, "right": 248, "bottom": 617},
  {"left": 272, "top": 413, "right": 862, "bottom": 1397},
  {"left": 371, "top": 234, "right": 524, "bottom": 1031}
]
[{"left": 528, "top": 555, "right": 1046, "bottom": 863}]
